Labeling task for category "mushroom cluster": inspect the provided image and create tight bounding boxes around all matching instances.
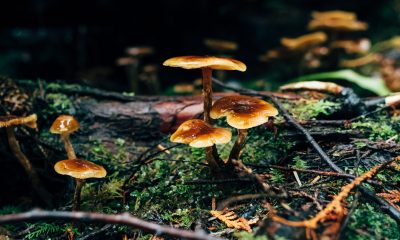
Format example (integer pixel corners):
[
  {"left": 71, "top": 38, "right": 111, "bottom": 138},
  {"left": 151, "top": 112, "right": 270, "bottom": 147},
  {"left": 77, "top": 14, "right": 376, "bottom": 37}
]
[
  {"left": 261, "top": 10, "right": 370, "bottom": 71},
  {"left": 50, "top": 115, "right": 107, "bottom": 210},
  {"left": 164, "top": 56, "right": 278, "bottom": 172},
  {"left": 164, "top": 56, "right": 246, "bottom": 170}
]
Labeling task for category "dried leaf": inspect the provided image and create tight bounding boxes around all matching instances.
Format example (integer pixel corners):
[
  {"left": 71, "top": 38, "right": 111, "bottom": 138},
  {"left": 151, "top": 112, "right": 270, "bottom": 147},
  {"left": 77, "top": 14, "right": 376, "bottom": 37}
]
[
  {"left": 377, "top": 190, "right": 400, "bottom": 211},
  {"left": 210, "top": 208, "right": 252, "bottom": 232}
]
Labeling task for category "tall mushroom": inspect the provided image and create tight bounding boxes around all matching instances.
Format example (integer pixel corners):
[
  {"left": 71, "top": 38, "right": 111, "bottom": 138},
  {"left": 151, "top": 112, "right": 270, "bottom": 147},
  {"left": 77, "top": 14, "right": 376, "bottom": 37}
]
[
  {"left": 210, "top": 95, "right": 278, "bottom": 165},
  {"left": 50, "top": 115, "right": 80, "bottom": 160},
  {"left": 170, "top": 119, "right": 232, "bottom": 169},
  {"left": 163, "top": 56, "right": 246, "bottom": 169},
  {"left": 54, "top": 158, "right": 106, "bottom": 210},
  {"left": 0, "top": 114, "right": 52, "bottom": 206}
]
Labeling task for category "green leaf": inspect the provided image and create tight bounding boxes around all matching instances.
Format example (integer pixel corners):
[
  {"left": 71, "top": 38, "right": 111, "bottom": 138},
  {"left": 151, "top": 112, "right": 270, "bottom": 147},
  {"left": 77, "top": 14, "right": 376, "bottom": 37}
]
[{"left": 291, "top": 69, "right": 391, "bottom": 96}]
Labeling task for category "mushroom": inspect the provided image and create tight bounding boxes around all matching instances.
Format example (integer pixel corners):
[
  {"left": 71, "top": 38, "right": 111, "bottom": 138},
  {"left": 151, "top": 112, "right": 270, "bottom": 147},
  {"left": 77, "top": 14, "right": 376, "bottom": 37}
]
[
  {"left": 117, "top": 46, "right": 154, "bottom": 93},
  {"left": 0, "top": 114, "right": 52, "bottom": 206},
  {"left": 311, "top": 10, "right": 356, "bottom": 21},
  {"left": 308, "top": 11, "right": 368, "bottom": 32},
  {"left": 280, "top": 81, "right": 345, "bottom": 95},
  {"left": 210, "top": 95, "right": 278, "bottom": 164},
  {"left": 54, "top": 158, "right": 107, "bottom": 210},
  {"left": 170, "top": 119, "right": 232, "bottom": 148},
  {"left": 50, "top": 115, "right": 80, "bottom": 160},
  {"left": 340, "top": 53, "right": 382, "bottom": 68},
  {"left": 163, "top": 56, "right": 246, "bottom": 170},
  {"left": 281, "top": 32, "right": 327, "bottom": 51}
]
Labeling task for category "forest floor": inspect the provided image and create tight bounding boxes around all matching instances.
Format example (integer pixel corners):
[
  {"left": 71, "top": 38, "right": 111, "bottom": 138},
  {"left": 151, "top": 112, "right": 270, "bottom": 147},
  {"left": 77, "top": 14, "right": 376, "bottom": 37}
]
[{"left": 0, "top": 78, "right": 399, "bottom": 240}]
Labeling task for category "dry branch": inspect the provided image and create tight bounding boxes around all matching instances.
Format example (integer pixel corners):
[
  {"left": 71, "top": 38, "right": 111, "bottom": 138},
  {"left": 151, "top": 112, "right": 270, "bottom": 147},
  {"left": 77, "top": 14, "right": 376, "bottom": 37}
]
[{"left": 0, "top": 209, "right": 220, "bottom": 240}]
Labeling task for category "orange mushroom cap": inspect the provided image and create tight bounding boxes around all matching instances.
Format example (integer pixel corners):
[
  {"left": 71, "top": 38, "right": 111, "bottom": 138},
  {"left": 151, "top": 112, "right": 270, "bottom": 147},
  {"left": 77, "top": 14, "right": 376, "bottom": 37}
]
[
  {"left": 210, "top": 95, "right": 278, "bottom": 129},
  {"left": 0, "top": 114, "right": 37, "bottom": 129},
  {"left": 308, "top": 18, "right": 368, "bottom": 32},
  {"left": 163, "top": 56, "right": 246, "bottom": 71},
  {"left": 50, "top": 115, "right": 80, "bottom": 134},
  {"left": 280, "top": 81, "right": 345, "bottom": 95},
  {"left": 54, "top": 159, "right": 107, "bottom": 179},
  {"left": 312, "top": 10, "right": 357, "bottom": 21},
  {"left": 170, "top": 119, "right": 231, "bottom": 148},
  {"left": 281, "top": 32, "right": 327, "bottom": 51}
]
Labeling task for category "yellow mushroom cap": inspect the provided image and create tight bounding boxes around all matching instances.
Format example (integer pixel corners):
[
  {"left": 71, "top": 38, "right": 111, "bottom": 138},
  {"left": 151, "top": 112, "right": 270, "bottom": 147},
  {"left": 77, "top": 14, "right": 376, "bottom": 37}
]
[
  {"left": 0, "top": 114, "right": 37, "bottom": 129},
  {"left": 281, "top": 32, "right": 327, "bottom": 51},
  {"left": 50, "top": 115, "right": 80, "bottom": 134},
  {"left": 163, "top": 56, "right": 246, "bottom": 71},
  {"left": 280, "top": 81, "right": 345, "bottom": 95},
  {"left": 170, "top": 119, "right": 232, "bottom": 148},
  {"left": 54, "top": 159, "right": 107, "bottom": 179},
  {"left": 210, "top": 95, "right": 278, "bottom": 129}
]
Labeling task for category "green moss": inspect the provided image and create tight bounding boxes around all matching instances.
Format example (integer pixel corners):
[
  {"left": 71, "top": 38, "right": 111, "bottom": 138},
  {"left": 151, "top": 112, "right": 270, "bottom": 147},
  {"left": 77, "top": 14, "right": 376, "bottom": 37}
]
[
  {"left": 351, "top": 116, "right": 399, "bottom": 141},
  {"left": 343, "top": 203, "right": 400, "bottom": 240},
  {"left": 284, "top": 99, "right": 341, "bottom": 121}
]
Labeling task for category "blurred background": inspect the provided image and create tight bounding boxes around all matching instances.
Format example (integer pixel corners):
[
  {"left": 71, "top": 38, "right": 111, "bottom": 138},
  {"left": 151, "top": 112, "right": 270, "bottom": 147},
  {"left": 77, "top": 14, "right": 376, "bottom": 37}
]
[{"left": 1, "top": 0, "right": 400, "bottom": 94}]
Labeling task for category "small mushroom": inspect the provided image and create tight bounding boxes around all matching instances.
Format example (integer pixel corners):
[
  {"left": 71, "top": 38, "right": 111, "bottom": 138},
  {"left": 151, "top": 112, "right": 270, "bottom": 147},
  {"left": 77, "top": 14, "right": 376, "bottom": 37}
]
[
  {"left": 117, "top": 46, "right": 154, "bottom": 93},
  {"left": 210, "top": 95, "right": 278, "bottom": 164},
  {"left": 308, "top": 10, "right": 368, "bottom": 32},
  {"left": 170, "top": 119, "right": 232, "bottom": 148},
  {"left": 281, "top": 32, "right": 327, "bottom": 51},
  {"left": 50, "top": 115, "right": 80, "bottom": 160},
  {"left": 280, "top": 81, "right": 345, "bottom": 95},
  {"left": 0, "top": 114, "right": 52, "bottom": 206},
  {"left": 54, "top": 158, "right": 106, "bottom": 210}
]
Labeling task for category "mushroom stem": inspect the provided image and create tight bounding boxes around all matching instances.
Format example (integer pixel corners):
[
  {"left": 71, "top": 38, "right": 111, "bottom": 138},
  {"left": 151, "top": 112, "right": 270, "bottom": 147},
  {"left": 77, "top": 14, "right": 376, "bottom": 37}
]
[
  {"left": 201, "top": 67, "right": 213, "bottom": 123},
  {"left": 228, "top": 129, "right": 248, "bottom": 164},
  {"left": 6, "top": 127, "right": 52, "bottom": 206},
  {"left": 202, "top": 67, "right": 224, "bottom": 170},
  {"left": 61, "top": 134, "right": 77, "bottom": 159},
  {"left": 73, "top": 178, "right": 84, "bottom": 211},
  {"left": 127, "top": 59, "right": 139, "bottom": 93}
]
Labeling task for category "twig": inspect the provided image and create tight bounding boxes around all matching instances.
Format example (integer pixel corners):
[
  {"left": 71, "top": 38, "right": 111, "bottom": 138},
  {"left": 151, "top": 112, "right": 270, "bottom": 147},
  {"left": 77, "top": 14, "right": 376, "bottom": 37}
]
[
  {"left": 248, "top": 164, "right": 354, "bottom": 178},
  {"left": 232, "top": 160, "right": 286, "bottom": 198},
  {"left": 184, "top": 178, "right": 252, "bottom": 185},
  {"left": 213, "top": 78, "right": 400, "bottom": 224},
  {"left": 0, "top": 209, "right": 220, "bottom": 240}
]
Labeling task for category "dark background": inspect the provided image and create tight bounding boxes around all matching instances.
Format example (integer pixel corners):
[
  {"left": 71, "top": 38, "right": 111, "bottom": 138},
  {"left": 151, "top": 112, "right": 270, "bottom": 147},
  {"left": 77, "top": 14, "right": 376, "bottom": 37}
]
[{"left": 0, "top": 0, "right": 399, "bottom": 90}]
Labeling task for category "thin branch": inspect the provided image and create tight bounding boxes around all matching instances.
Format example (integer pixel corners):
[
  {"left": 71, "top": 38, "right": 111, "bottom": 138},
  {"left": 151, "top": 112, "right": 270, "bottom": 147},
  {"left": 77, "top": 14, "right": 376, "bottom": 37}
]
[{"left": 0, "top": 209, "right": 220, "bottom": 240}]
